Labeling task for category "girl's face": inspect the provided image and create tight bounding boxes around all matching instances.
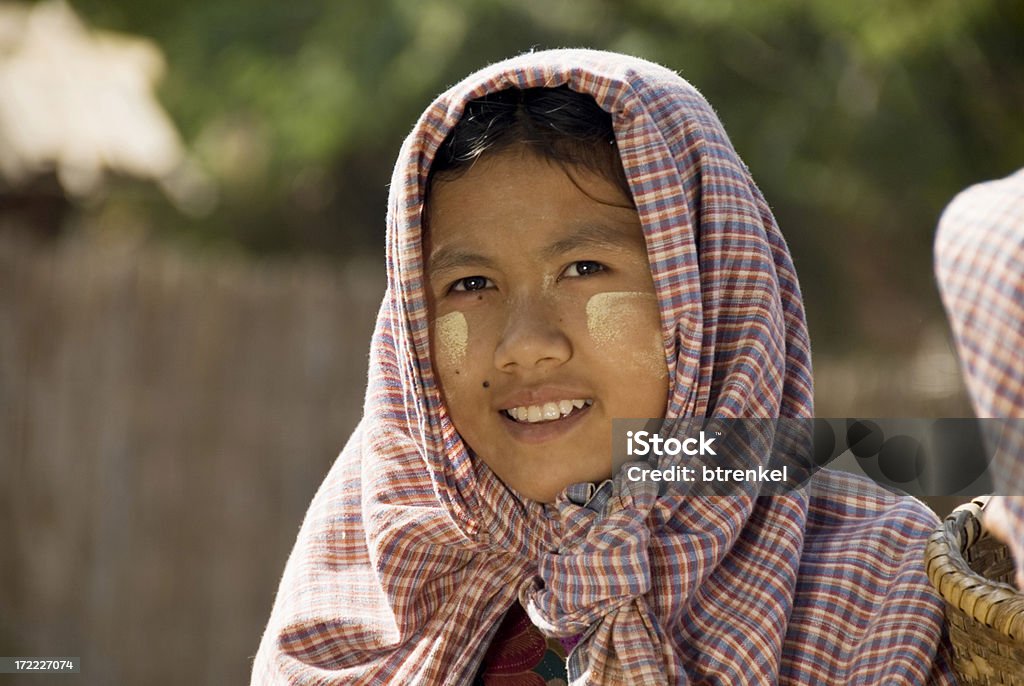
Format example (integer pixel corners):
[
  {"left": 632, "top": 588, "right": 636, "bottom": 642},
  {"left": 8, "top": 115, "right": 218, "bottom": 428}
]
[{"left": 425, "top": 148, "right": 669, "bottom": 502}]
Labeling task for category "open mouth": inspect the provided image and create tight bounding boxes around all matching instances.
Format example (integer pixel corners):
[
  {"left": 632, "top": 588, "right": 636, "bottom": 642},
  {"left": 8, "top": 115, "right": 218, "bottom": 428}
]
[{"left": 501, "top": 399, "right": 593, "bottom": 424}]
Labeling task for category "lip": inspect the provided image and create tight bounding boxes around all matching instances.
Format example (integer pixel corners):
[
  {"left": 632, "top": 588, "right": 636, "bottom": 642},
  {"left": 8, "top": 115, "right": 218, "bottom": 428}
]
[{"left": 498, "top": 400, "right": 593, "bottom": 445}]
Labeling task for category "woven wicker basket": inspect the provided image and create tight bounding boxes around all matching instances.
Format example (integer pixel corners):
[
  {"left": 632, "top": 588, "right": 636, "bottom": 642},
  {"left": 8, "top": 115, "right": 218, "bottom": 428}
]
[{"left": 925, "top": 496, "right": 1024, "bottom": 685}]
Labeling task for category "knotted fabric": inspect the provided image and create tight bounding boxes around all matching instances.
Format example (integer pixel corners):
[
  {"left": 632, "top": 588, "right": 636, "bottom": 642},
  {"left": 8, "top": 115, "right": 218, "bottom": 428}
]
[{"left": 252, "top": 49, "right": 954, "bottom": 685}]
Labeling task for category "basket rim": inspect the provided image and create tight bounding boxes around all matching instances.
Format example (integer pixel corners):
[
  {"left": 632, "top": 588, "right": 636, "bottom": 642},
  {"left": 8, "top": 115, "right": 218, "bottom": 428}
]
[{"left": 924, "top": 495, "right": 1024, "bottom": 641}]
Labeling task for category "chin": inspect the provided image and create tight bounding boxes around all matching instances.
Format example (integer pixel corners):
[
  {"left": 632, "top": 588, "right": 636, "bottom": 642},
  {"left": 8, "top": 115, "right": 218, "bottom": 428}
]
[
  {"left": 509, "top": 465, "right": 609, "bottom": 504},
  {"left": 481, "top": 446, "right": 611, "bottom": 503},
  {"left": 515, "top": 486, "right": 561, "bottom": 504},
  {"left": 497, "top": 471, "right": 570, "bottom": 504}
]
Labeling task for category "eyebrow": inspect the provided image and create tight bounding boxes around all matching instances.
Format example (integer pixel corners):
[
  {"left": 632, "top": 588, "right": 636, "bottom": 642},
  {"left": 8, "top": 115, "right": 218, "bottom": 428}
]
[
  {"left": 426, "top": 247, "right": 499, "bottom": 278},
  {"left": 540, "top": 222, "right": 641, "bottom": 261}
]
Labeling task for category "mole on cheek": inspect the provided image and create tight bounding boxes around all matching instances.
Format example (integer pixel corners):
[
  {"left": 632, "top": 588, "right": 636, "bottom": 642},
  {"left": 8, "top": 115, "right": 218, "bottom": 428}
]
[{"left": 434, "top": 311, "right": 468, "bottom": 369}]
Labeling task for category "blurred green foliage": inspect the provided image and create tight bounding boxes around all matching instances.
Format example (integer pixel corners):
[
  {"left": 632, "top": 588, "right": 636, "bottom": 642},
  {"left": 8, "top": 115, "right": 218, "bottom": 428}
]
[{"left": 69, "top": 0, "right": 1024, "bottom": 349}]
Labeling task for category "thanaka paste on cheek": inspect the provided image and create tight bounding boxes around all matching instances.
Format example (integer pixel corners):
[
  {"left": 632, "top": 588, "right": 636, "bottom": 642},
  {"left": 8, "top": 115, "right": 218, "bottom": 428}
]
[
  {"left": 586, "top": 292, "right": 652, "bottom": 343},
  {"left": 586, "top": 292, "right": 668, "bottom": 377},
  {"left": 633, "top": 330, "right": 669, "bottom": 378},
  {"left": 434, "top": 311, "right": 468, "bottom": 369}
]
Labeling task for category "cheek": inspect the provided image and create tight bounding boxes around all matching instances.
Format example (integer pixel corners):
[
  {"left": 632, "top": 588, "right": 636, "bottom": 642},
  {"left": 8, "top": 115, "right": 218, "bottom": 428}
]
[
  {"left": 433, "top": 311, "right": 468, "bottom": 374},
  {"left": 585, "top": 292, "right": 667, "bottom": 378}
]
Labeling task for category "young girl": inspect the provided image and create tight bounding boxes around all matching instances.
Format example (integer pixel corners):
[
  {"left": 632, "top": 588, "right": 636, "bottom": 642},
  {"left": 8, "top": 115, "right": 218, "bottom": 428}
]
[{"left": 252, "top": 49, "right": 954, "bottom": 684}]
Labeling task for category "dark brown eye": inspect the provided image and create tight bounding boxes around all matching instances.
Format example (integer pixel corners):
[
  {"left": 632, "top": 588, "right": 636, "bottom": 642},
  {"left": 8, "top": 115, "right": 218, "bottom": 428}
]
[
  {"left": 563, "top": 261, "right": 605, "bottom": 278},
  {"left": 451, "top": 276, "right": 491, "bottom": 292}
]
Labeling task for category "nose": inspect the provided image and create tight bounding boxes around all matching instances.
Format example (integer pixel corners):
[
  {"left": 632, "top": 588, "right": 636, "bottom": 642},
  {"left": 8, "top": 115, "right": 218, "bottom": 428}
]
[{"left": 494, "top": 296, "right": 572, "bottom": 372}]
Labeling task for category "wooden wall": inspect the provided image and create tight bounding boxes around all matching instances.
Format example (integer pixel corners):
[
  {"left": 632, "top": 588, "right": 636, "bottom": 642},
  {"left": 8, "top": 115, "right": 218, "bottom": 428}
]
[{"left": 0, "top": 232, "right": 382, "bottom": 685}]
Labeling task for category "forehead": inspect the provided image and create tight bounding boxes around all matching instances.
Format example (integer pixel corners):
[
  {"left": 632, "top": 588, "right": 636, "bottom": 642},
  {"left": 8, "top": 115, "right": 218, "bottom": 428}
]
[{"left": 424, "top": 149, "right": 644, "bottom": 267}]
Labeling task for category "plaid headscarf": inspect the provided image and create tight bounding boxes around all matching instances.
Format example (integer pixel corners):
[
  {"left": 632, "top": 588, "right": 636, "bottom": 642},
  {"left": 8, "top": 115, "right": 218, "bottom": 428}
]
[
  {"left": 935, "top": 168, "right": 1024, "bottom": 545},
  {"left": 253, "top": 50, "right": 953, "bottom": 685}
]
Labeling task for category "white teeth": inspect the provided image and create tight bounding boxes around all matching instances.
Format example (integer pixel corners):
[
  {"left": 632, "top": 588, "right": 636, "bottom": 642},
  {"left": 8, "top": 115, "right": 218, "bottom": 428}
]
[{"left": 504, "top": 399, "right": 592, "bottom": 424}]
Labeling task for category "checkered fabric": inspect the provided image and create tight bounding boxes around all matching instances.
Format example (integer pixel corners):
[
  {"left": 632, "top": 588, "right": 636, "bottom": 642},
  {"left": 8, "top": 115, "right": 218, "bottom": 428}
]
[
  {"left": 252, "top": 50, "right": 954, "bottom": 685},
  {"left": 935, "top": 168, "right": 1024, "bottom": 551}
]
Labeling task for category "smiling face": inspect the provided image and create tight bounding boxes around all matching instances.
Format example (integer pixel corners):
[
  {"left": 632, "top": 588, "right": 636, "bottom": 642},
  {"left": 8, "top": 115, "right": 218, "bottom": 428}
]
[{"left": 425, "top": 147, "right": 669, "bottom": 502}]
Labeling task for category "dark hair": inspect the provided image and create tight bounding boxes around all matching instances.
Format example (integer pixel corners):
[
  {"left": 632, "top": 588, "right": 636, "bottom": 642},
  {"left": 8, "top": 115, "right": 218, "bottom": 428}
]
[{"left": 427, "top": 86, "right": 632, "bottom": 203}]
